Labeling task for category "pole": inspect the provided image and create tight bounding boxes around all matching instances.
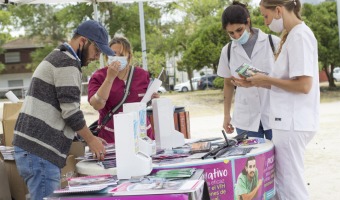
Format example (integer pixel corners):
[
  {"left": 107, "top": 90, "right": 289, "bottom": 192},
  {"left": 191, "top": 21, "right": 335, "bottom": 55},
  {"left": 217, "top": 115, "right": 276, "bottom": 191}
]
[
  {"left": 139, "top": 1, "right": 148, "bottom": 70},
  {"left": 337, "top": 0, "right": 340, "bottom": 49}
]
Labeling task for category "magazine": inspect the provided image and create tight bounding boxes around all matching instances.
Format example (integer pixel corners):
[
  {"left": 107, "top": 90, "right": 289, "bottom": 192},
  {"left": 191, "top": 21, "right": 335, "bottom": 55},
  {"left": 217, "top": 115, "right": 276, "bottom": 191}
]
[
  {"left": 109, "top": 179, "right": 204, "bottom": 196},
  {"left": 235, "top": 63, "right": 268, "bottom": 78},
  {"left": 67, "top": 174, "right": 118, "bottom": 190},
  {"left": 190, "top": 142, "right": 211, "bottom": 153}
]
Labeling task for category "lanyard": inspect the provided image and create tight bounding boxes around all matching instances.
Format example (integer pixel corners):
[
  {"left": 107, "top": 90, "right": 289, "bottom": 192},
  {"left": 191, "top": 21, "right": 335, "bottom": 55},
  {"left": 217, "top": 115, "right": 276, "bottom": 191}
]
[{"left": 63, "top": 42, "right": 80, "bottom": 62}]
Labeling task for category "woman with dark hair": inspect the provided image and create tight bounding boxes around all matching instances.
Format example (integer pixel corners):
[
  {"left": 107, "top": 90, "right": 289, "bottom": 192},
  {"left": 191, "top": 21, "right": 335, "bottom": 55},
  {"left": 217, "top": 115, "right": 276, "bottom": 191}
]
[
  {"left": 88, "top": 37, "right": 157, "bottom": 143},
  {"left": 217, "top": 1, "right": 280, "bottom": 140},
  {"left": 248, "top": 0, "right": 319, "bottom": 199}
]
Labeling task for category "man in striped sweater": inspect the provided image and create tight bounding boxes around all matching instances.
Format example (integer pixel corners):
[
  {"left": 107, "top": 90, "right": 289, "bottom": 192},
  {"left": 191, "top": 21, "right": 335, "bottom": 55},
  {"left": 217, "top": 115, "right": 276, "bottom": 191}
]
[{"left": 12, "top": 20, "right": 115, "bottom": 200}]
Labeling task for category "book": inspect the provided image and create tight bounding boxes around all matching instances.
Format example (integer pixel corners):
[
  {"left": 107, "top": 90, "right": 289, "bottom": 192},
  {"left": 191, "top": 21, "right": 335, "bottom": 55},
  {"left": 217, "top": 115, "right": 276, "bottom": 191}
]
[
  {"left": 235, "top": 63, "right": 268, "bottom": 78},
  {"left": 53, "top": 185, "right": 108, "bottom": 194},
  {"left": 154, "top": 168, "right": 196, "bottom": 178},
  {"left": 109, "top": 179, "right": 204, "bottom": 196},
  {"left": 190, "top": 142, "right": 211, "bottom": 153},
  {"left": 67, "top": 174, "right": 118, "bottom": 190}
]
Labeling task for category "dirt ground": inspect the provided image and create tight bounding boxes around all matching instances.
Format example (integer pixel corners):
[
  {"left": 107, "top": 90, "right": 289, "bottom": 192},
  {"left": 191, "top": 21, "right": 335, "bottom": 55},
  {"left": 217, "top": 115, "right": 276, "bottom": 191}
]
[{"left": 0, "top": 88, "right": 339, "bottom": 200}]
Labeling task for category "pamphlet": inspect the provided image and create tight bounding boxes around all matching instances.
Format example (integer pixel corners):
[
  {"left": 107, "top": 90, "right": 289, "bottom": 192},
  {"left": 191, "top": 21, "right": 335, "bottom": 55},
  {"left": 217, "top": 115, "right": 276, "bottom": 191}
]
[
  {"left": 67, "top": 174, "right": 118, "bottom": 190},
  {"left": 154, "top": 168, "right": 196, "bottom": 178},
  {"left": 109, "top": 179, "right": 204, "bottom": 196},
  {"left": 190, "top": 142, "right": 211, "bottom": 153},
  {"left": 235, "top": 63, "right": 268, "bottom": 78}
]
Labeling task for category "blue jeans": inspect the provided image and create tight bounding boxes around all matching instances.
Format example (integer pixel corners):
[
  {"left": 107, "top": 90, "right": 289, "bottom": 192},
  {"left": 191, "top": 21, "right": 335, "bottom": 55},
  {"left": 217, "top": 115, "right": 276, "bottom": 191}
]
[
  {"left": 236, "top": 121, "right": 272, "bottom": 140},
  {"left": 14, "top": 146, "right": 61, "bottom": 200}
]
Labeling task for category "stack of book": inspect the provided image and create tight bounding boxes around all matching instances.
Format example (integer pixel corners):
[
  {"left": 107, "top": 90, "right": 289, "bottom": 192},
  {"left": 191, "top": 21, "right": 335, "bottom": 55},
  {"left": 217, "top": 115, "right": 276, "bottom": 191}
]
[{"left": 0, "top": 146, "right": 14, "bottom": 160}]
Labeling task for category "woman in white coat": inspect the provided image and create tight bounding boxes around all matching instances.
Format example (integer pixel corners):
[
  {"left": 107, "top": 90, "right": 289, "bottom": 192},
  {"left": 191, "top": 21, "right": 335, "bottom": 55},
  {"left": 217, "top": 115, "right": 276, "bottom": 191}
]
[
  {"left": 217, "top": 1, "right": 280, "bottom": 139},
  {"left": 247, "top": 0, "right": 320, "bottom": 199}
]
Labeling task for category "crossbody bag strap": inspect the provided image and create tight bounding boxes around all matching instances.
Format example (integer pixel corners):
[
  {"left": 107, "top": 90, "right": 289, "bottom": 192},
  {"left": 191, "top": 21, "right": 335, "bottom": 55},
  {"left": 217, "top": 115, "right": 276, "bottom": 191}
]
[{"left": 96, "top": 66, "right": 135, "bottom": 131}]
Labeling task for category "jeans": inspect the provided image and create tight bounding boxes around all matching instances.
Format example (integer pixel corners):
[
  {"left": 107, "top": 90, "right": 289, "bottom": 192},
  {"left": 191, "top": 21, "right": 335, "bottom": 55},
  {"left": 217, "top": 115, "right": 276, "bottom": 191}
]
[
  {"left": 236, "top": 121, "right": 272, "bottom": 140},
  {"left": 14, "top": 146, "right": 61, "bottom": 200}
]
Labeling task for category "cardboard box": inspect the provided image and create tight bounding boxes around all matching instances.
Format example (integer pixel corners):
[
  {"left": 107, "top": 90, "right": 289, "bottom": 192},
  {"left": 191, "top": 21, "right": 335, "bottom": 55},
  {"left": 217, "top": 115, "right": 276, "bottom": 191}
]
[
  {"left": 0, "top": 161, "right": 11, "bottom": 200},
  {"left": 68, "top": 141, "right": 85, "bottom": 158},
  {"left": 61, "top": 155, "right": 77, "bottom": 188},
  {"left": 1, "top": 102, "right": 23, "bottom": 146},
  {"left": 4, "top": 160, "right": 28, "bottom": 200}
]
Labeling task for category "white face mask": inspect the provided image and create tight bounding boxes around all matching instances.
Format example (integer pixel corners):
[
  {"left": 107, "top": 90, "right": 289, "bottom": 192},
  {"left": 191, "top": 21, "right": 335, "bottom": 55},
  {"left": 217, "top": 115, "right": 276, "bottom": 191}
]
[
  {"left": 269, "top": 17, "right": 284, "bottom": 33},
  {"left": 229, "top": 28, "right": 250, "bottom": 45},
  {"left": 108, "top": 56, "right": 128, "bottom": 71}
]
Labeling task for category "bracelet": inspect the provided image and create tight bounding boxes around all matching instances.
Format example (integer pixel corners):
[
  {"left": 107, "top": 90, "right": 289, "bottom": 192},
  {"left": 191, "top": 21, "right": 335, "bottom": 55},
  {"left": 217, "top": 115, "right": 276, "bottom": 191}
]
[{"left": 94, "top": 92, "right": 107, "bottom": 104}]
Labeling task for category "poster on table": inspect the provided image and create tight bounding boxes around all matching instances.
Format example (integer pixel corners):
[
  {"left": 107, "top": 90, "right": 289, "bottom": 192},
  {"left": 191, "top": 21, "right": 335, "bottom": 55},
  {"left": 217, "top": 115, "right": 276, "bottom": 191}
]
[
  {"left": 233, "top": 150, "right": 275, "bottom": 200},
  {"left": 194, "top": 160, "right": 234, "bottom": 200}
]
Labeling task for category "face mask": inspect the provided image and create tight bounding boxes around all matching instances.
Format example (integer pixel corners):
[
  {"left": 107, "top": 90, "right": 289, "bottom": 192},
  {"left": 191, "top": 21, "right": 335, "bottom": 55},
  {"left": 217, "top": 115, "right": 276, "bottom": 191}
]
[
  {"left": 108, "top": 56, "right": 128, "bottom": 71},
  {"left": 230, "top": 29, "right": 250, "bottom": 45},
  {"left": 269, "top": 17, "right": 284, "bottom": 33}
]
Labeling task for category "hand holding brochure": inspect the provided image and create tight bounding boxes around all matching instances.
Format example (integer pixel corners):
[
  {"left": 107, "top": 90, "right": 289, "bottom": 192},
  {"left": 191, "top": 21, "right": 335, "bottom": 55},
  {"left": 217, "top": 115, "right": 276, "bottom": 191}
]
[{"left": 235, "top": 63, "right": 268, "bottom": 78}]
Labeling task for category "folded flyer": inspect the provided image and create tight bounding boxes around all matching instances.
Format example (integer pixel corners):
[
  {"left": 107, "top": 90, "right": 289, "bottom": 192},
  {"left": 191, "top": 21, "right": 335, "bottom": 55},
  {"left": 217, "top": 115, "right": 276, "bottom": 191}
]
[{"left": 235, "top": 63, "right": 268, "bottom": 78}]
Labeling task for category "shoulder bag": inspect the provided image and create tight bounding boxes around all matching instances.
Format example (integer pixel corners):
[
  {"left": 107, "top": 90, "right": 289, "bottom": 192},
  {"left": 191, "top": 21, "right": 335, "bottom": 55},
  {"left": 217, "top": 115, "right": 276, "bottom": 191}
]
[{"left": 89, "top": 66, "right": 135, "bottom": 136}]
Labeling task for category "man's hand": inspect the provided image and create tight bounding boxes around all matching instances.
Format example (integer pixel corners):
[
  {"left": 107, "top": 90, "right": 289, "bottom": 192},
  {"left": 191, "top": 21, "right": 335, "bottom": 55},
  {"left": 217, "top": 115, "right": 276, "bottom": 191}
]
[{"left": 87, "top": 136, "right": 107, "bottom": 161}]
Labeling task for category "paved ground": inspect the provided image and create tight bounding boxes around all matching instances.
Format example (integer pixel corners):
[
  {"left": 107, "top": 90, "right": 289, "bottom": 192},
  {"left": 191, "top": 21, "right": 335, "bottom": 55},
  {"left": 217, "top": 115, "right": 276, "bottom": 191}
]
[{"left": 0, "top": 97, "right": 339, "bottom": 200}]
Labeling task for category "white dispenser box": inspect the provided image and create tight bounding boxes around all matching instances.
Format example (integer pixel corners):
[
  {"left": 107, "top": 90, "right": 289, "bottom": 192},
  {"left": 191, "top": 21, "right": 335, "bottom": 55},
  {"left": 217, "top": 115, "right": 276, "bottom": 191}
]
[
  {"left": 114, "top": 112, "right": 152, "bottom": 179},
  {"left": 152, "top": 98, "right": 185, "bottom": 149},
  {"left": 123, "top": 102, "right": 156, "bottom": 156}
]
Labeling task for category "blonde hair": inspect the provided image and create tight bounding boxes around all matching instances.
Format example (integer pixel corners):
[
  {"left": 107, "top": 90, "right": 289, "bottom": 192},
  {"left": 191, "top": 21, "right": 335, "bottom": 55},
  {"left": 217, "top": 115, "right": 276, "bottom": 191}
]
[
  {"left": 260, "top": 0, "right": 301, "bottom": 59},
  {"left": 109, "top": 36, "right": 133, "bottom": 65}
]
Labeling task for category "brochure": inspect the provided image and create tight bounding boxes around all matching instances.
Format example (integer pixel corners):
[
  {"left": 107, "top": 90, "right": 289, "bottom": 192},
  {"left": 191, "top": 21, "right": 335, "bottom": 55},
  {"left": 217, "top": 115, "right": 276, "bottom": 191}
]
[
  {"left": 109, "top": 179, "right": 204, "bottom": 196},
  {"left": 235, "top": 63, "right": 268, "bottom": 78},
  {"left": 190, "top": 142, "right": 211, "bottom": 153},
  {"left": 154, "top": 168, "right": 196, "bottom": 178},
  {"left": 67, "top": 174, "right": 118, "bottom": 190}
]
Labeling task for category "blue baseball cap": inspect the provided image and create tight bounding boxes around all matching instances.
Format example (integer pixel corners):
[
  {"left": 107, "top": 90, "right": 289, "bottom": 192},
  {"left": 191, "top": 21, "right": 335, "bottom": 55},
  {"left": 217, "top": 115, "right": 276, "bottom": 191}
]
[{"left": 75, "top": 20, "right": 115, "bottom": 56}]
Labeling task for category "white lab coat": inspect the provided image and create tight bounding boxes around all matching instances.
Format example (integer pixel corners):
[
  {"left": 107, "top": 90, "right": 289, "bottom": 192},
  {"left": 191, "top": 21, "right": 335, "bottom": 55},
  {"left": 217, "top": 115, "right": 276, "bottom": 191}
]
[
  {"left": 270, "top": 22, "right": 320, "bottom": 132},
  {"left": 217, "top": 28, "right": 280, "bottom": 132},
  {"left": 271, "top": 22, "right": 319, "bottom": 200}
]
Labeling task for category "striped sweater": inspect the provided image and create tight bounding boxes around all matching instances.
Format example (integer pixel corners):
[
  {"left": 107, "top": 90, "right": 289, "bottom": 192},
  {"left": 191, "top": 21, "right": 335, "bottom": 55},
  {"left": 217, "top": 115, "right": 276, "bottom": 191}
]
[{"left": 13, "top": 44, "right": 85, "bottom": 168}]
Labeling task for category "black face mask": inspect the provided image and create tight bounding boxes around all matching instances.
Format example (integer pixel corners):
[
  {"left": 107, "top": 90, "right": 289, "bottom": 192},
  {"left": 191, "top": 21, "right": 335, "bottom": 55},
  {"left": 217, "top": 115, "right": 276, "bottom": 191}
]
[{"left": 77, "top": 42, "right": 90, "bottom": 67}]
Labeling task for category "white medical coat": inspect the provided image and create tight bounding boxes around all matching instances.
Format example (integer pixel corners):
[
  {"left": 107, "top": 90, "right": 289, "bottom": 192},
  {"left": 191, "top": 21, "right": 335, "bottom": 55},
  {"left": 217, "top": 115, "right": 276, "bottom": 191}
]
[
  {"left": 270, "top": 23, "right": 320, "bottom": 131},
  {"left": 217, "top": 29, "right": 280, "bottom": 132}
]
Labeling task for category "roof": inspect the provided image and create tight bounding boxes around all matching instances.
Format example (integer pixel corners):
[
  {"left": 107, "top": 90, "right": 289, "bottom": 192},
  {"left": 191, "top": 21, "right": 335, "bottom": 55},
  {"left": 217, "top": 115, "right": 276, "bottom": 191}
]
[{"left": 2, "top": 37, "right": 45, "bottom": 50}]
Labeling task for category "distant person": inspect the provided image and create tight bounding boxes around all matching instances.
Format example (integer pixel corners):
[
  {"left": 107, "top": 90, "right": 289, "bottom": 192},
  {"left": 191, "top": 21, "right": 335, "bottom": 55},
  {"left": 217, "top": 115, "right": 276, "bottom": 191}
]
[
  {"left": 234, "top": 156, "right": 263, "bottom": 200},
  {"left": 88, "top": 36, "right": 158, "bottom": 143},
  {"left": 12, "top": 20, "right": 111, "bottom": 200},
  {"left": 217, "top": 1, "right": 280, "bottom": 139},
  {"left": 247, "top": 0, "right": 320, "bottom": 199}
]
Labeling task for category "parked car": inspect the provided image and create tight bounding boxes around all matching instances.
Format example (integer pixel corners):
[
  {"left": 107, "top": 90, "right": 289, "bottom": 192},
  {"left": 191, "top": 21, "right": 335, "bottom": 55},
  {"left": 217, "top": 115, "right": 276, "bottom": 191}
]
[
  {"left": 333, "top": 67, "right": 340, "bottom": 82},
  {"left": 158, "top": 86, "right": 167, "bottom": 94},
  {"left": 174, "top": 77, "right": 200, "bottom": 92},
  {"left": 197, "top": 74, "right": 218, "bottom": 90}
]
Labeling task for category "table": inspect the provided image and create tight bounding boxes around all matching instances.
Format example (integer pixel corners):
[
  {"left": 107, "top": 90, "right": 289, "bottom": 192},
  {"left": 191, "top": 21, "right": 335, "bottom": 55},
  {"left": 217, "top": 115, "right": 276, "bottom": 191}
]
[
  {"left": 76, "top": 139, "right": 275, "bottom": 200},
  {"left": 153, "top": 140, "right": 275, "bottom": 200}
]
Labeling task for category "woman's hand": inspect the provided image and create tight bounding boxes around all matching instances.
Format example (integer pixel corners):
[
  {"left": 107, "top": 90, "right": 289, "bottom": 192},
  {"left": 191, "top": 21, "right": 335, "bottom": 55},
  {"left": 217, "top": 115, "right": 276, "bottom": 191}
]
[
  {"left": 151, "top": 92, "right": 160, "bottom": 99},
  {"left": 106, "top": 61, "right": 120, "bottom": 82},
  {"left": 223, "top": 115, "right": 234, "bottom": 134},
  {"left": 247, "top": 73, "right": 271, "bottom": 88},
  {"left": 231, "top": 76, "right": 253, "bottom": 88}
]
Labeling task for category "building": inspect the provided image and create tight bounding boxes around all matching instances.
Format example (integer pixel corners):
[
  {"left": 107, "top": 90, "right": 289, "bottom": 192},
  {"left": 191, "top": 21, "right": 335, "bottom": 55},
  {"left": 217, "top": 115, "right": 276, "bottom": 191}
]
[{"left": 0, "top": 38, "right": 44, "bottom": 98}]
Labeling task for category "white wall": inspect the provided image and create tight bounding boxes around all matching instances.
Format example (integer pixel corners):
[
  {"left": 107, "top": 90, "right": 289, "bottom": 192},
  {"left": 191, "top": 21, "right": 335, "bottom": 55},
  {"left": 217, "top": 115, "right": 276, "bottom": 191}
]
[{"left": 0, "top": 73, "right": 33, "bottom": 91}]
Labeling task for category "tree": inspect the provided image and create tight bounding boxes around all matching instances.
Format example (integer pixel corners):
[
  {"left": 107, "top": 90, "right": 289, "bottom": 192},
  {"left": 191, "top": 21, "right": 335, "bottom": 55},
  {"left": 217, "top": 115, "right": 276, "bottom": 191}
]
[
  {"left": 0, "top": 6, "right": 13, "bottom": 72},
  {"left": 302, "top": 2, "right": 340, "bottom": 88}
]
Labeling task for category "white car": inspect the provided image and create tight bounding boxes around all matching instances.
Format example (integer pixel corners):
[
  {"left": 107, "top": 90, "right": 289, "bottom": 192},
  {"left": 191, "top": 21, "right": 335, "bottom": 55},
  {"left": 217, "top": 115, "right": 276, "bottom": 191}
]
[
  {"left": 174, "top": 77, "right": 200, "bottom": 92},
  {"left": 158, "top": 86, "right": 167, "bottom": 94},
  {"left": 333, "top": 67, "right": 340, "bottom": 82}
]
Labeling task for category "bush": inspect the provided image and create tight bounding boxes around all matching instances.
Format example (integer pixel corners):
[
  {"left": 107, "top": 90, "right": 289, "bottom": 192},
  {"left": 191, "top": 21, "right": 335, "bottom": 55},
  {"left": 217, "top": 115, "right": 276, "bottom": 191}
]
[{"left": 213, "top": 77, "right": 224, "bottom": 89}]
